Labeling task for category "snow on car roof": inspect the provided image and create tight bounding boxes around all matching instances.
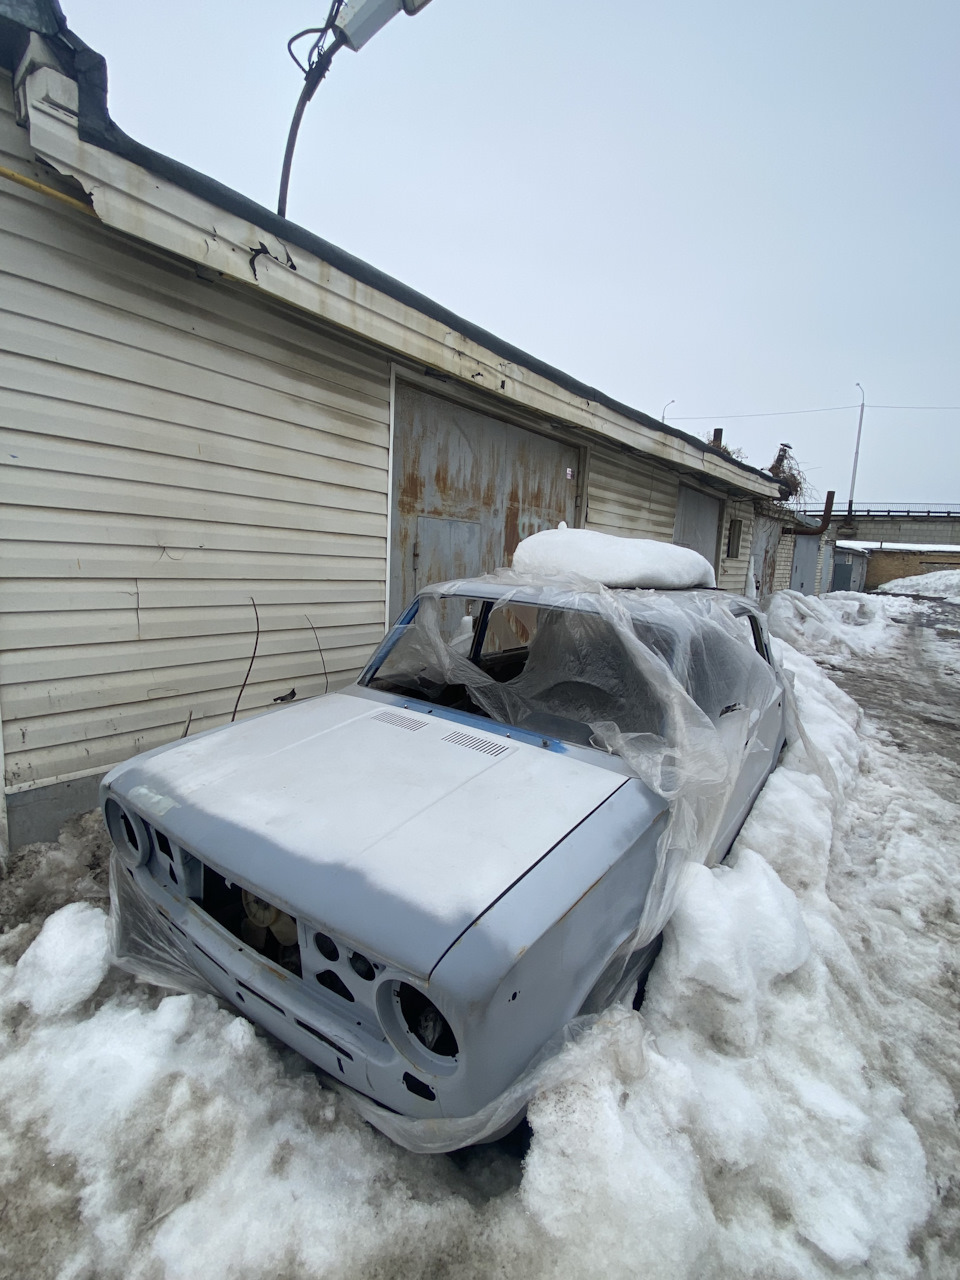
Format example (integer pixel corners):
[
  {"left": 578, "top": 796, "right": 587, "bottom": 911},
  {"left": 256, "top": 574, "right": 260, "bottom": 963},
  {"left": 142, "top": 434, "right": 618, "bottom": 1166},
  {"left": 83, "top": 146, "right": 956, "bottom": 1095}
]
[{"left": 511, "top": 526, "right": 716, "bottom": 590}]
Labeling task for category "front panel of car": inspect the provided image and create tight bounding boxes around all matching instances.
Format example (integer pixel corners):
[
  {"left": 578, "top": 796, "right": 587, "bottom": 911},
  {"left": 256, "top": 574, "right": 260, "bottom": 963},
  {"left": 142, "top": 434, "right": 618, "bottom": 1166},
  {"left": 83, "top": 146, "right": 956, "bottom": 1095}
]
[
  {"left": 104, "top": 769, "right": 667, "bottom": 1122},
  {"left": 107, "top": 810, "right": 472, "bottom": 1118}
]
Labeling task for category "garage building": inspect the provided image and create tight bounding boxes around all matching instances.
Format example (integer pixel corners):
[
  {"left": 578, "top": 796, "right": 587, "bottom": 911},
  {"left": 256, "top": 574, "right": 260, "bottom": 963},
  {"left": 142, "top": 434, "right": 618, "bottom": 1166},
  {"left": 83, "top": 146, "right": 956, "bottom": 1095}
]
[{"left": 0, "top": 3, "right": 785, "bottom": 847}]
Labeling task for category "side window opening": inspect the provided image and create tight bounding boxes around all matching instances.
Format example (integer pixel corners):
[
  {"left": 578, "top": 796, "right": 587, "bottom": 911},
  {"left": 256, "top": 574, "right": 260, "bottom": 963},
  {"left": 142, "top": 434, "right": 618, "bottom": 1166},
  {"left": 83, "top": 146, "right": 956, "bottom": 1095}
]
[
  {"left": 726, "top": 518, "right": 743, "bottom": 560},
  {"left": 731, "top": 611, "right": 770, "bottom": 663}
]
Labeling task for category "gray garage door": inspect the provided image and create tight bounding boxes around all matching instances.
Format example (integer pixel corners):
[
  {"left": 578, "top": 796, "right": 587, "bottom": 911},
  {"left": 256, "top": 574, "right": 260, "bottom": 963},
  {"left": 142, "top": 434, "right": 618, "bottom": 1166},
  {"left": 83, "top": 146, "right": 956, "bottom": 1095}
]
[
  {"left": 790, "top": 536, "right": 821, "bottom": 594},
  {"left": 673, "top": 485, "right": 721, "bottom": 568},
  {"left": 389, "top": 385, "right": 581, "bottom": 621}
]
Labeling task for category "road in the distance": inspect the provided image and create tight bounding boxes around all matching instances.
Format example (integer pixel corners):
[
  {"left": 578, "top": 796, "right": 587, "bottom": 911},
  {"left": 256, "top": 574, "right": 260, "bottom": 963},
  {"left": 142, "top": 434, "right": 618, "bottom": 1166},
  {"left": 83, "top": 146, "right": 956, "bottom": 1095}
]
[{"left": 819, "top": 595, "right": 960, "bottom": 789}]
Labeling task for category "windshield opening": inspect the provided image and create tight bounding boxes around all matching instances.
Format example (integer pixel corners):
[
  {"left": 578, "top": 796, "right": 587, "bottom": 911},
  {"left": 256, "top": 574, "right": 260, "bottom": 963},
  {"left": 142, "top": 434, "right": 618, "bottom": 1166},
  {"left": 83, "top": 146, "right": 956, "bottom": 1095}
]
[{"left": 364, "top": 595, "right": 671, "bottom": 747}]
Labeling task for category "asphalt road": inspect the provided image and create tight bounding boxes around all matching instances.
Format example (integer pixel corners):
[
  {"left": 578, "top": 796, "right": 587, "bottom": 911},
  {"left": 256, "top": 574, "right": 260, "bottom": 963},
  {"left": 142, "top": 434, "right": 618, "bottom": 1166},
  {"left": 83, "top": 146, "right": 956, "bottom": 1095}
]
[{"left": 819, "top": 595, "right": 960, "bottom": 788}]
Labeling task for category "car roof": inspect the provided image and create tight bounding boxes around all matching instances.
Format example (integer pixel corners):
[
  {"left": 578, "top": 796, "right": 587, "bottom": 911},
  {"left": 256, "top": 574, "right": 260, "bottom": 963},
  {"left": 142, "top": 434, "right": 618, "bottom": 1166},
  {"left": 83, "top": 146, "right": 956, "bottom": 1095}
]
[{"left": 418, "top": 576, "right": 757, "bottom": 618}]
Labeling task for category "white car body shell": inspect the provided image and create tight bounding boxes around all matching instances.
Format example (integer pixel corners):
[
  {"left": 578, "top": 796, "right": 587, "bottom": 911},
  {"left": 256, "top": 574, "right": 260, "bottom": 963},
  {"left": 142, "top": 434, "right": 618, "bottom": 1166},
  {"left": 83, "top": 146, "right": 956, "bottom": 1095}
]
[{"left": 102, "top": 576, "right": 785, "bottom": 1148}]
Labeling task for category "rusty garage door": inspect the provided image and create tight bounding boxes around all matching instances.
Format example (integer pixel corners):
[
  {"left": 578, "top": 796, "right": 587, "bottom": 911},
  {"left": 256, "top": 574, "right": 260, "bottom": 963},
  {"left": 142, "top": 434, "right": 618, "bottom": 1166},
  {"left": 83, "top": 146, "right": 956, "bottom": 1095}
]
[{"left": 389, "top": 384, "right": 581, "bottom": 620}]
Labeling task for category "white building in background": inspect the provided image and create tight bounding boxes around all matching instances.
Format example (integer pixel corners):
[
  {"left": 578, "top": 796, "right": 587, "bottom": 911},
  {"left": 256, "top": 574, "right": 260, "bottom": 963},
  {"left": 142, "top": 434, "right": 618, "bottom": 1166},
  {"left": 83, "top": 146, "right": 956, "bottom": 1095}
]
[{"left": 0, "top": 2, "right": 787, "bottom": 847}]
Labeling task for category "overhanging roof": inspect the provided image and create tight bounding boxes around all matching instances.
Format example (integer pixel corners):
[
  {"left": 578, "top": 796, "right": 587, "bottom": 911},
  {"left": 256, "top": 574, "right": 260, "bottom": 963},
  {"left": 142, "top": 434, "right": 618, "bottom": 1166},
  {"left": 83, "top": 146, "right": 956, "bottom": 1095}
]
[{"left": 3, "top": 1, "right": 784, "bottom": 500}]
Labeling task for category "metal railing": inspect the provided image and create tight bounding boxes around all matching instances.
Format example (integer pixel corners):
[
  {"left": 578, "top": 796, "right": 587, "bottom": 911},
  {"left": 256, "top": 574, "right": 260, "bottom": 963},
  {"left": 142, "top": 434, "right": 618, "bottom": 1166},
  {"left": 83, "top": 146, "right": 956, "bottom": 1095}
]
[{"left": 802, "top": 503, "right": 960, "bottom": 519}]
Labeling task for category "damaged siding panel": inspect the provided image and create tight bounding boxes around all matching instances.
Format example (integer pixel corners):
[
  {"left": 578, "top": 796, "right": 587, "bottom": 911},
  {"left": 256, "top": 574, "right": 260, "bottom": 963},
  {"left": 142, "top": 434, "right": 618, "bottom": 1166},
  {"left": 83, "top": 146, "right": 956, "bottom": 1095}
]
[
  {"left": 1, "top": 197, "right": 390, "bottom": 420},
  {"left": 585, "top": 448, "right": 679, "bottom": 541},
  {"left": 18, "top": 65, "right": 783, "bottom": 501},
  {"left": 1, "top": 81, "right": 391, "bottom": 796}
]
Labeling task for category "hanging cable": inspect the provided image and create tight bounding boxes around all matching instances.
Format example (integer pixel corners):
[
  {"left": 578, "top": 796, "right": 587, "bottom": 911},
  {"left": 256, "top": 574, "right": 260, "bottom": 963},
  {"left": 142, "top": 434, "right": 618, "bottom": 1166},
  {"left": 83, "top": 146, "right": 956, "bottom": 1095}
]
[{"left": 278, "top": 1, "right": 346, "bottom": 218}]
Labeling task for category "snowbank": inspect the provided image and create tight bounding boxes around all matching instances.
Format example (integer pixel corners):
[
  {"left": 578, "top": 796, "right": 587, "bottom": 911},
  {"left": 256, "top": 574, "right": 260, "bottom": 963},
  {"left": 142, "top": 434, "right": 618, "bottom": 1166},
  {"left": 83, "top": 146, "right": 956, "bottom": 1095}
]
[
  {"left": 512, "top": 525, "right": 716, "bottom": 589},
  {"left": 877, "top": 568, "right": 960, "bottom": 603},
  {"left": 0, "top": 592, "right": 957, "bottom": 1278},
  {"left": 766, "top": 588, "right": 912, "bottom": 657}
]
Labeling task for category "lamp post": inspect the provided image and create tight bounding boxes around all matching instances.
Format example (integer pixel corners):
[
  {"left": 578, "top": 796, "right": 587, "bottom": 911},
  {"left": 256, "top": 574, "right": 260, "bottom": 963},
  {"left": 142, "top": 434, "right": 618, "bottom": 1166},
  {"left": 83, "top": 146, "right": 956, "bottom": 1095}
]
[
  {"left": 847, "top": 383, "right": 865, "bottom": 517},
  {"left": 662, "top": 399, "right": 675, "bottom": 422},
  {"left": 278, "top": 0, "right": 434, "bottom": 218}
]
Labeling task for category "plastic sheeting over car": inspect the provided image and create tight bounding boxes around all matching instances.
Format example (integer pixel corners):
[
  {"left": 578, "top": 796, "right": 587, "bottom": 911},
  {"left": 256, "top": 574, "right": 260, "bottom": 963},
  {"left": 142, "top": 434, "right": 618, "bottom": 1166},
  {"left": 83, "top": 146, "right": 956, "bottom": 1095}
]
[{"left": 368, "top": 574, "right": 780, "bottom": 955}]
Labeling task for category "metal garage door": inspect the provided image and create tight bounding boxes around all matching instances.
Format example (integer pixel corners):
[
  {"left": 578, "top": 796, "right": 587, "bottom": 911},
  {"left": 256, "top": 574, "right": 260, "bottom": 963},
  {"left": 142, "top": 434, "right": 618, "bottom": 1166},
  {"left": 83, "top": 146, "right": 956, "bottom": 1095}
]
[
  {"left": 389, "top": 384, "right": 580, "bottom": 620},
  {"left": 790, "top": 536, "right": 821, "bottom": 594},
  {"left": 673, "top": 485, "right": 721, "bottom": 568}
]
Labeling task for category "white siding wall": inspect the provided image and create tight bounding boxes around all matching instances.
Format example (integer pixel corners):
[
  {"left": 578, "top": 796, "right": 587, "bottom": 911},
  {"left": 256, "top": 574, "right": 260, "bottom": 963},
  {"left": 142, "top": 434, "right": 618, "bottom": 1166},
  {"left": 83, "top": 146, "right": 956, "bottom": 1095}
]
[
  {"left": 773, "top": 535, "right": 795, "bottom": 591},
  {"left": 585, "top": 445, "right": 679, "bottom": 542},
  {"left": 1, "top": 72, "right": 390, "bottom": 798},
  {"left": 717, "top": 498, "right": 755, "bottom": 594},
  {"left": 587, "top": 448, "right": 756, "bottom": 594}
]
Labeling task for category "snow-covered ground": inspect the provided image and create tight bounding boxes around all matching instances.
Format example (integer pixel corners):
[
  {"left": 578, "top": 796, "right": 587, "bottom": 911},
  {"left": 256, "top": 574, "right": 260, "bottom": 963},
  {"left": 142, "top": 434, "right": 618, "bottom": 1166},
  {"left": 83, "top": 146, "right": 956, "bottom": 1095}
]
[
  {"left": 1, "top": 590, "right": 958, "bottom": 1280},
  {"left": 877, "top": 568, "right": 960, "bottom": 605}
]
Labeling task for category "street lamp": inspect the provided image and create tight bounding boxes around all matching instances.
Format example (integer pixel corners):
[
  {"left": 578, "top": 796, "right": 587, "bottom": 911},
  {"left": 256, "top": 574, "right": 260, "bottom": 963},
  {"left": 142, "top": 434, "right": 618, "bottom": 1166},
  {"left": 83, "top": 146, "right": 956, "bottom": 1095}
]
[
  {"left": 847, "top": 382, "right": 865, "bottom": 517},
  {"left": 278, "top": 0, "right": 434, "bottom": 218},
  {"left": 662, "top": 399, "right": 675, "bottom": 422}
]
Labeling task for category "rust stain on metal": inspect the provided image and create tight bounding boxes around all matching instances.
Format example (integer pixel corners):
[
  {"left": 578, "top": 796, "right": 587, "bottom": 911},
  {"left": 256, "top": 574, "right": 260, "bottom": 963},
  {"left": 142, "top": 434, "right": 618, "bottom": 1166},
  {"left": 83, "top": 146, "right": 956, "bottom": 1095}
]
[
  {"left": 390, "top": 384, "right": 580, "bottom": 617},
  {"left": 558, "top": 872, "right": 606, "bottom": 924},
  {"left": 398, "top": 463, "right": 424, "bottom": 515}
]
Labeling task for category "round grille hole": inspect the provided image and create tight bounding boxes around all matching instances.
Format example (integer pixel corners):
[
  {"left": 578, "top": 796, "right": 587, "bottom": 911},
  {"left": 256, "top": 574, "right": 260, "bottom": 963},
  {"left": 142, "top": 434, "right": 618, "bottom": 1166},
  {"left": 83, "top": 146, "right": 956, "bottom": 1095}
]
[
  {"left": 349, "top": 952, "right": 375, "bottom": 981},
  {"left": 314, "top": 932, "right": 339, "bottom": 962}
]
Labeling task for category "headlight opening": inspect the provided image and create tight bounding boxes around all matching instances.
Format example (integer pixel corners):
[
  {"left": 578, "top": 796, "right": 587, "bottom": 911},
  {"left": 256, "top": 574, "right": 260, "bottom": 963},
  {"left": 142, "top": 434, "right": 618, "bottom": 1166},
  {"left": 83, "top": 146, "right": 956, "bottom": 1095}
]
[
  {"left": 395, "top": 982, "right": 459, "bottom": 1058},
  {"left": 103, "top": 797, "right": 149, "bottom": 869}
]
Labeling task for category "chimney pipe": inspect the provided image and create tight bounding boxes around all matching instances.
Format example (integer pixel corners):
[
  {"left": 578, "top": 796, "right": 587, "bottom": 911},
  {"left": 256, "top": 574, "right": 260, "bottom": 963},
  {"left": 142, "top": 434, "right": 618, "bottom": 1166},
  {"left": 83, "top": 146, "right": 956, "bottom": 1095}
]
[
  {"left": 712, "top": 428, "right": 723, "bottom": 447},
  {"left": 783, "top": 490, "right": 836, "bottom": 536}
]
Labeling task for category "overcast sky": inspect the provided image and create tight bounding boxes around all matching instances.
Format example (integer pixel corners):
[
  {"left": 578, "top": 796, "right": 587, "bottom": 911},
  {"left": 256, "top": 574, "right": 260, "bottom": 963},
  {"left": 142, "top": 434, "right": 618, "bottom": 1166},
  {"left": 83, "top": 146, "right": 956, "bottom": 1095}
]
[{"left": 63, "top": 0, "right": 960, "bottom": 505}]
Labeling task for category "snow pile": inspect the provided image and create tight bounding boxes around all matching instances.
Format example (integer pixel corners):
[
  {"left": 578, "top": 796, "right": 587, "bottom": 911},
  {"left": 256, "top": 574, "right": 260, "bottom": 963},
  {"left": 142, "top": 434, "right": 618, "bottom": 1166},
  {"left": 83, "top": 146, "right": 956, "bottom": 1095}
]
[
  {"left": 0, "top": 591, "right": 957, "bottom": 1277},
  {"left": 766, "top": 587, "right": 913, "bottom": 656},
  {"left": 512, "top": 525, "right": 716, "bottom": 589},
  {"left": 8, "top": 901, "right": 110, "bottom": 1018},
  {"left": 877, "top": 567, "right": 960, "bottom": 602}
]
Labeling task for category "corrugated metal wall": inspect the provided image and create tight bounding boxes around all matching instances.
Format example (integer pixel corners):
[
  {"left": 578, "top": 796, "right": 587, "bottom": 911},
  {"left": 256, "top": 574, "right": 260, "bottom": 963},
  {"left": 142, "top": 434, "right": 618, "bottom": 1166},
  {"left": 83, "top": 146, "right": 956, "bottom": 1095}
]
[
  {"left": 585, "top": 445, "right": 678, "bottom": 541},
  {"left": 1, "top": 73, "right": 390, "bottom": 806}
]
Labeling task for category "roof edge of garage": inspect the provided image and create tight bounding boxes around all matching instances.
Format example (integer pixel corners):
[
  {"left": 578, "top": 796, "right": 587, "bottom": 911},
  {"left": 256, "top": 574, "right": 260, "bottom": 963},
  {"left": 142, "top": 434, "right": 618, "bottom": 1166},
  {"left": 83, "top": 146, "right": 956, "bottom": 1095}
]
[{"left": 6, "top": 10, "right": 783, "bottom": 499}]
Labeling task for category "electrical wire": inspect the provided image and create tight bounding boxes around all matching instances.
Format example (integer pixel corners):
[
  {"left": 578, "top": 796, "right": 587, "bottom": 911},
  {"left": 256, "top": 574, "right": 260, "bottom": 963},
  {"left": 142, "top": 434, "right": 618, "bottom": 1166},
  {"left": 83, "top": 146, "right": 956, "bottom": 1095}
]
[
  {"left": 278, "top": 1, "right": 347, "bottom": 216},
  {"left": 231, "top": 598, "right": 261, "bottom": 723},
  {"left": 673, "top": 405, "right": 859, "bottom": 421},
  {"left": 287, "top": 27, "right": 325, "bottom": 73},
  {"left": 286, "top": 1, "right": 345, "bottom": 73},
  {"left": 674, "top": 402, "right": 960, "bottom": 421}
]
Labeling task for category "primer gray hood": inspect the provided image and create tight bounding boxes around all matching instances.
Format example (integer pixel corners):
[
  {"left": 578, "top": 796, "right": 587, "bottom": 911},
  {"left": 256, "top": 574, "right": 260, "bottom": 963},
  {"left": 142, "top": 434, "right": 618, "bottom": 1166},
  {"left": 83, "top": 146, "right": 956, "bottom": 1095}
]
[{"left": 103, "top": 693, "right": 627, "bottom": 977}]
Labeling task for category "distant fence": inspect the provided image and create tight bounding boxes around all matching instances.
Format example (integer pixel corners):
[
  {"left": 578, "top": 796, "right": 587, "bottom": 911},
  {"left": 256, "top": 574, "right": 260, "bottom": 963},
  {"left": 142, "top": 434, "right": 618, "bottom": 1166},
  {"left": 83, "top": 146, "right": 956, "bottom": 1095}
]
[{"left": 802, "top": 503, "right": 960, "bottom": 519}]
